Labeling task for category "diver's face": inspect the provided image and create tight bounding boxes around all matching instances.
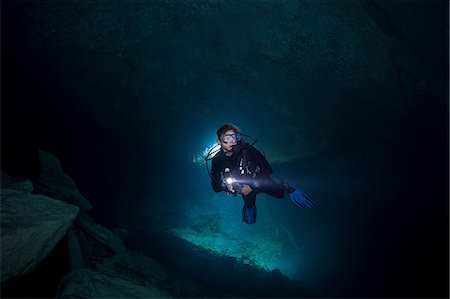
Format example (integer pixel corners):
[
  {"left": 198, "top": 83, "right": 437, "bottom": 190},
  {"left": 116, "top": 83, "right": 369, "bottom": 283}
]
[{"left": 218, "top": 129, "right": 238, "bottom": 152}]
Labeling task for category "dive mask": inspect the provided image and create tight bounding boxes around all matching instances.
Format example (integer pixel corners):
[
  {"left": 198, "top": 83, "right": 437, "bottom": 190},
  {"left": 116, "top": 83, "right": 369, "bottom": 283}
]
[{"left": 220, "top": 133, "right": 241, "bottom": 144}]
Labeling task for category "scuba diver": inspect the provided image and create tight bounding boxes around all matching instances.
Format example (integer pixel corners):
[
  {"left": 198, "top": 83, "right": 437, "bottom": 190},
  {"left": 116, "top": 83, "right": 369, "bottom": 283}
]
[{"left": 207, "top": 123, "right": 315, "bottom": 224}]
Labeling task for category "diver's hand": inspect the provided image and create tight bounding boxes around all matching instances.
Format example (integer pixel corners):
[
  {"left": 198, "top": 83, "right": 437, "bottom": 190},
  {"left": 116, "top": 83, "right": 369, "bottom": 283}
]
[
  {"left": 228, "top": 185, "right": 236, "bottom": 193},
  {"left": 240, "top": 184, "right": 253, "bottom": 196},
  {"left": 222, "top": 181, "right": 235, "bottom": 193}
]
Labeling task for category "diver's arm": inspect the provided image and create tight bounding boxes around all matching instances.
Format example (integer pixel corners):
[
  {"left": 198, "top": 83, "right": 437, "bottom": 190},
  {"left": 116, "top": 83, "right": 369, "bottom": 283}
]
[
  {"left": 240, "top": 184, "right": 253, "bottom": 196},
  {"left": 249, "top": 146, "right": 273, "bottom": 177},
  {"left": 211, "top": 158, "right": 226, "bottom": 192}
]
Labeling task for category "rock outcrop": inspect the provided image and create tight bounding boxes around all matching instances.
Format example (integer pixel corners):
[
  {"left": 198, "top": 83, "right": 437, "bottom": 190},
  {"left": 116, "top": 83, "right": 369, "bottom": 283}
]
[
  {"left": 33, "top": 150, "right": 92, "bottom": 211},
  {"left": 1, "top": 151, "right": 207, "bottom": 297},
  {"left": 95, "top": 251, "right": 202, "bottom": 297},
  {"left": 1, "top": 168, "right": 192, "bottom": 297},
  {"left": 0, "top": 181, "right": 79, "bottom": 282},
  {"left": 57, "top": 269, "right": 171, "bottom": 298},
  {"left": 74, "top": 212, "right": 126, "bottom": 255},
  {"left": 112, "top": 227, "right": 130, "bottom": 244},
  {"left": 61, "top": 217, "right": 204, "bottom": 298}
]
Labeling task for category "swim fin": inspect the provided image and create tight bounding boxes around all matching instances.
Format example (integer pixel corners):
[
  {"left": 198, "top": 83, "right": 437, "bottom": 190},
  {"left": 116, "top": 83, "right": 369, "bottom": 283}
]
[
  {"left": 287, "top": 185, "right": 315, "bottom": 209},
  {"left": 242, "top": 205, "right": 257, "bottom": 224}
]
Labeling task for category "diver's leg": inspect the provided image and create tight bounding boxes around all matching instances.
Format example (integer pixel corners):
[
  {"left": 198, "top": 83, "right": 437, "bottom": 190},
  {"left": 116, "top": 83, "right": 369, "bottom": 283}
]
[
  {"left": 257, "top": 177, "right": 286, "bottom": 198},
  {"left": 255, "top": 178, "right": 316, "bottom": 208},
  {"left": 242, "top": 191, "right": 256, "bottom": 208},
  {"left": 242, "top": 192, "right": 257, "bottom": 224}
]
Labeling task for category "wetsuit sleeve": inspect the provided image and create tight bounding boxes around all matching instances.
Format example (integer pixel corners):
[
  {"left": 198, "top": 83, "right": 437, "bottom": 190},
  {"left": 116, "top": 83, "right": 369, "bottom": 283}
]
[
  {"left": 211, "top": 157, "right": 225, "bottom": 192},
  {"left": 249, "top": 146, "right": 273, "bottom": 177}
]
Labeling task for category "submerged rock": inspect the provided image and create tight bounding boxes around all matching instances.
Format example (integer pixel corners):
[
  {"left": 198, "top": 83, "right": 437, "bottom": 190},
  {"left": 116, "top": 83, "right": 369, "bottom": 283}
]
[
  {"left": 57, "top": 269, "right": 171, "bottom": 298},
  {"left": 96, "top": 252, "right": 182, "bottom": 297},
  {"left": 1, "top": 171, "right": 34, "bottom": 193},
  {"left": 75, "top": 212, "right": 126, "bottom": 255},
  {"left": 112, "top": 227, "right": 129, "bottom": 244},
  {"left": 9, "top": 180, "right": 34, "bottom": 193},
  {"left": 0, "top": 185, "right": 79, "bottom": 282},
  {"left": 33, "top": 150, "right": 92, "bottom": 211},
  {"left": 66, "top": 227, "right": 86, "bottom": 271},
  {"left": 1, "top": 171, "right": 18, "bottom": 189}
]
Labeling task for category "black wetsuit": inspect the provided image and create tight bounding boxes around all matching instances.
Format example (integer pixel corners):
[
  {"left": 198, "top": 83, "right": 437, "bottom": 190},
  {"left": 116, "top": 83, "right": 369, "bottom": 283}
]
[{"left": 211, "top": 142, "right": 286, "bottom": 209}]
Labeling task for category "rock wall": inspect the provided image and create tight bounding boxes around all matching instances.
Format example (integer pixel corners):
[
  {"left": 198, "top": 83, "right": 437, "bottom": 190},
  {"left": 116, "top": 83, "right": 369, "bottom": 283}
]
[
  {"left": 0, "top": 151, "right": 205, "bottom": 297},
  {"left": 4, "top": 1, "right": 446, "bottom": 163},
  {"left": 1, "top": 181, "right": 79, "bottom": 282}
]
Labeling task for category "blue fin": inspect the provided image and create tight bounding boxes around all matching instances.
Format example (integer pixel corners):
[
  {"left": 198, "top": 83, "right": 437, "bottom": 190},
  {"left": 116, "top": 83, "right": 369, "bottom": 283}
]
[
  {"left": 288, "top": 186, "right": 315, "bottom": 209},
  {"left": 242, "top": 206, "right": 257, "bottom": 224}
]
